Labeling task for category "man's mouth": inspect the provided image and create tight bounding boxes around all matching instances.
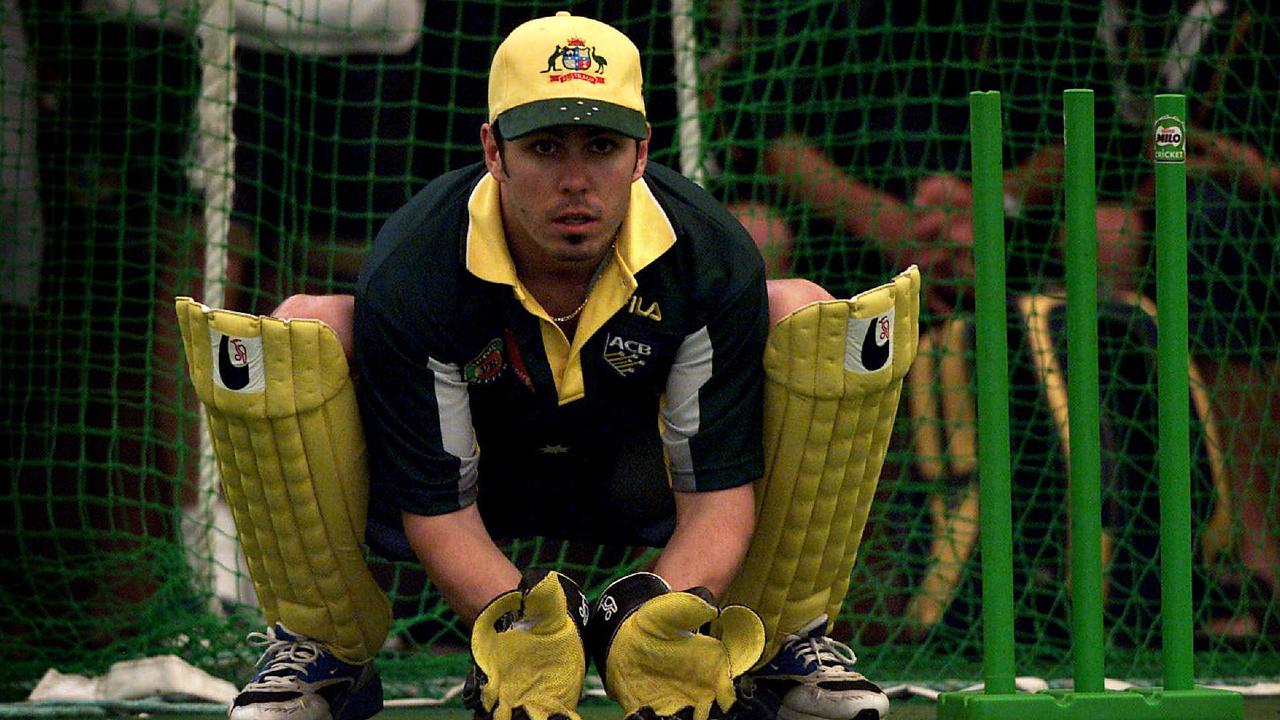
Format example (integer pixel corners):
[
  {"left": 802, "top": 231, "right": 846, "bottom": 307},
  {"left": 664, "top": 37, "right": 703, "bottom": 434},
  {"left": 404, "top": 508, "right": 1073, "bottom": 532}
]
[{"left": 555, "top": 212, "right": 596, "bottom": 226}]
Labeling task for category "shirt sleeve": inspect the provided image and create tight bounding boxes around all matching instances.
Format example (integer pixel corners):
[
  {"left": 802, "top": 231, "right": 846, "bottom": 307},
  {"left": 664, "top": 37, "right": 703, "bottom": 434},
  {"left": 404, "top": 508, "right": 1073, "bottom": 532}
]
[
  {"left": 660, "top": 267, "right": 768, "bottom": 492},
  {"left": 353, "top": 286, "right": 481, "bottom": 517}
]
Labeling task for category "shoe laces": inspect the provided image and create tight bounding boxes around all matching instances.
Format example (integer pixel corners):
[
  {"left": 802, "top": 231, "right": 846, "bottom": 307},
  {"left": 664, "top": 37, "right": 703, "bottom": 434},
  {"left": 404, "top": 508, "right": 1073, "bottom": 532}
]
[
  {"left": 793, "top": 634, "right": 860, "bottom": 674},
  {"left": 244, "top": 629, "right": 326, "bottom": 689}
]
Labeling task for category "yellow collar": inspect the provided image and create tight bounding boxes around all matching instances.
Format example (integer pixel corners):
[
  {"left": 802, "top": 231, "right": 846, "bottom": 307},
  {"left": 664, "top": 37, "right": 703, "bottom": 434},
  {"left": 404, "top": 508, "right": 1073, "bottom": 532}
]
[{"left": 464, "top": 173, "right": 674, "bottom": 287}]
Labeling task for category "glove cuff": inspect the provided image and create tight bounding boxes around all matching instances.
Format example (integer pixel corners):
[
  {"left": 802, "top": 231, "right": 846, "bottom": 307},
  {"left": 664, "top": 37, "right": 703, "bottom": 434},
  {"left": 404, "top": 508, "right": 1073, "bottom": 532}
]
[
  {"left": 585, "top": 572, "right": 671, "bottom": 689},
  {"left": 522, "top": 567, "right": 591, "bottom": 639}
]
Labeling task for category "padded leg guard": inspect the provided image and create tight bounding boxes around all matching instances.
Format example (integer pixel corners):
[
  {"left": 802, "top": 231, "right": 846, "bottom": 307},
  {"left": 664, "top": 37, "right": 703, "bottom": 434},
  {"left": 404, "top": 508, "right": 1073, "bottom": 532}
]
[
  {"left": 723, "top": 267, "right": 920, "bottom": 665},
  {"left": 1017, "top": 292, "right": 1234, "bottom": 595},
  {"left": 903, "top": 318, "right": 981, "bottom": 631},
  {"left": 175, "top": 297, "right": 391, "bottom": 664}
]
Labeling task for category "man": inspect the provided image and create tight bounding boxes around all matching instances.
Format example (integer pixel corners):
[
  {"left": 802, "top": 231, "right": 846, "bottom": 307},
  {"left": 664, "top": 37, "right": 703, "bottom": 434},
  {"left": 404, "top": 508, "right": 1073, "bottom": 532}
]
[
  {"left": 175, "top": 12, "right": 919, "bottom": 720},
  {"left": 713, "top": 0, "right": 1146, "bottom": 321}
]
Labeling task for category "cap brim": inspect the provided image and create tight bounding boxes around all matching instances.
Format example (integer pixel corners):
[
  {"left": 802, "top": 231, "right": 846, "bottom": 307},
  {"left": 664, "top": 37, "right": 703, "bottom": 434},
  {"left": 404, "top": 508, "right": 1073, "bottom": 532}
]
[{"left": 497, "top": 98, "right": 647, "bottom": 140}]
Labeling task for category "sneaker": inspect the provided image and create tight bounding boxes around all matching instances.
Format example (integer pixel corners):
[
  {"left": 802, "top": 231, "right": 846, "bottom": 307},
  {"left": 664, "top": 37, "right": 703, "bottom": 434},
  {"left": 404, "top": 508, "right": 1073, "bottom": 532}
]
[
  {"left": 739, "top": 616, "right": 889, "bottom": 720},
  {"left": 228, "top": 624, "right": 383, "bottom": 720}
]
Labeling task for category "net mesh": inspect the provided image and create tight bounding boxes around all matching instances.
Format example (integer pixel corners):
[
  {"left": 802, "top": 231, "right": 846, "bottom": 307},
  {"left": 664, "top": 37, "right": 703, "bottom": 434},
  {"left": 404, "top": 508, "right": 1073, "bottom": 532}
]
[{"left": 2, "top": 0, "right": 1277, "bottom": 701}]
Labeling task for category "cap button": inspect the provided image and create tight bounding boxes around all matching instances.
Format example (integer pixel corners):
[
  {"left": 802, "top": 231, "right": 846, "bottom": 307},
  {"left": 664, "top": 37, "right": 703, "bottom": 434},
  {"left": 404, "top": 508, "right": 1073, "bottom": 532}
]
[{"left": 556, "top": 10, "right": 570, "bottom": 16}]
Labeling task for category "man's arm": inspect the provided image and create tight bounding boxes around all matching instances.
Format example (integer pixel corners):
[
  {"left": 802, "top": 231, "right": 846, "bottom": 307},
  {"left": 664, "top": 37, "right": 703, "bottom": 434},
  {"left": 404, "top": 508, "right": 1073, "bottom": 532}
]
[
  {"left": 402, "top": 505, "right": 520, "bottom": 624},
  {"left": 1187, "top": 130, "right": 1280, "bottom": 197},
  {"left": 353, "top": 274, "right": 520, "bottom": 625},
  {"left": 1002, "top": 142, "right": 1066, "bottom": 211},
  {"left": 763, "top": 132, "right": 971, "bottom": 313},
  {"left": 762, "top": 132, "right": 927, "bottom": 261},
  {"left": 651, "top": 483, "right": 755, "bottom": 598}
]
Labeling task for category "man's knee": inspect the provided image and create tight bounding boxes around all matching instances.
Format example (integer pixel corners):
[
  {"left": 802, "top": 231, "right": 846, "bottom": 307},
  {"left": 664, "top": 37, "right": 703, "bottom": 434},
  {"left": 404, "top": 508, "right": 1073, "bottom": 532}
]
[
  {"left": 766, "top": 278, "right": 834, "bottom": 328},
  {"left": 272, "top": 294, "right": 355, "bottom": 361}
]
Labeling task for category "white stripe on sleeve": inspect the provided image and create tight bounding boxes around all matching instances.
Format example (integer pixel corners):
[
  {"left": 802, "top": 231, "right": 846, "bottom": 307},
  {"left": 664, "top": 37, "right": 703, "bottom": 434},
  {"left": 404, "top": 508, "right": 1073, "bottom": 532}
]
[
  {"left": 661, "top": 326, "right": 713, "bottom": 491},
  {"left": 428, "top": 357, "right": 480, "bottom": 499}
]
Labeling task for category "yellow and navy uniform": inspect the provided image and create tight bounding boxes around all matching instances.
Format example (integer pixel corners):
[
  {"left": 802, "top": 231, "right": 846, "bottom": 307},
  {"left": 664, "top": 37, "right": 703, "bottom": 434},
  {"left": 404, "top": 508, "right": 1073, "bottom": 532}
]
[{"left": 354, "top": 161, "right": 767, "bottom": 548}]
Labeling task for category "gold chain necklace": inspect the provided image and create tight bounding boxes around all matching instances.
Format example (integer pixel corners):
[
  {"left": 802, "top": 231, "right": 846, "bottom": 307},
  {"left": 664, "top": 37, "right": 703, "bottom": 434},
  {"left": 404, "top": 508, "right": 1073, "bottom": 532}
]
[
  {"left": 550, "top": 242, "right": 614, "bottom": 325},
  {"left": 551, "top": 296, "right": 590, "bottom": 324}
]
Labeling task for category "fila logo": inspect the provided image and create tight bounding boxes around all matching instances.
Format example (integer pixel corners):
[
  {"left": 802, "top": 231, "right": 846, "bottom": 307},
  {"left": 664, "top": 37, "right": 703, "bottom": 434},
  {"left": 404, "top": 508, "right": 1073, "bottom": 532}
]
[
  {"left": 603, "top": 333, "right": 651, "bottom": 376},
  {"left": 844, "top": 310, "right": 893, "bottom": 374},
  {"left": 627, "top": 295, "right": 662, "bottom": 321}
]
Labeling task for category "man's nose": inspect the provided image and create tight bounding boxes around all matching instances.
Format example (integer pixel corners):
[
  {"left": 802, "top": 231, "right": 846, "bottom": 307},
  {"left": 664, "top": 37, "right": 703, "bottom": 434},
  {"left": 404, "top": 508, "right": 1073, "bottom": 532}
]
[{"left": 557, "top": 155, "right": 591, "bottom": 193}]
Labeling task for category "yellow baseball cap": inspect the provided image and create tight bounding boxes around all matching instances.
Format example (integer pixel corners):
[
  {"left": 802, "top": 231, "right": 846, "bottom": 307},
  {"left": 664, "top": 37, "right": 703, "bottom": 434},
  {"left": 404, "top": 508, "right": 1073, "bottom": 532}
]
[{"left": 488, "top": 11, "right": 647, "bottom": 140}]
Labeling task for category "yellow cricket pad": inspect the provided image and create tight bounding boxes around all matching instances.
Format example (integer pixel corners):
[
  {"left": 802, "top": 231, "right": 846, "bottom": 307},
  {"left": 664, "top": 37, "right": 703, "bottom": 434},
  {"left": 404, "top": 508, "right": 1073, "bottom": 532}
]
[
  {"left": 723, "top": 267, "right": 920, "bottom": 665},
  {"left": 175, "top": 297, "right": 391, "bottom": 663},
  {"left": 901, "top": 292, "right": 1232, "bottom": 633},
  {"left": 903, "top": 318, "right": 981, "bottom": 631},
  {"left": 1019, "top": 293, "right": 1233, "bottom": 584},
  {"left": 1107, "top": 292, "right": 1233, "bottom": 566}
]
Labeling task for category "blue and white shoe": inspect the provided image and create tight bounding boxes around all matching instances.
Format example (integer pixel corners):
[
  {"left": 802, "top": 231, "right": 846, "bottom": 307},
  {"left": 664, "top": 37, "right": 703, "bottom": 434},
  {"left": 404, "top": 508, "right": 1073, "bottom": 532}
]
[
  {"left": 739, "top": 616, "right": 889, "bottom": 720},
  {"left": 229, "top": 624, "right": 383, "bottom": 720}
]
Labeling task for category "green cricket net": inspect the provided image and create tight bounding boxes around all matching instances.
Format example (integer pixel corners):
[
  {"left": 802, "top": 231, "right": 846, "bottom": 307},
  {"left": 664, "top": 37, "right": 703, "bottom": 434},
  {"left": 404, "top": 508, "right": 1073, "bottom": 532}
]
[{"left": 2, "top": 0, "right": 1277, "bottom": 704}]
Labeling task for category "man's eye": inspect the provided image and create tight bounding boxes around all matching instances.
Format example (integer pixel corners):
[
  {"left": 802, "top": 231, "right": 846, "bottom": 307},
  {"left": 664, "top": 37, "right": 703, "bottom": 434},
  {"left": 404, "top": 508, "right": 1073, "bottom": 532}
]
[
  {"left": 532, "top": 140, "right": 558, "bottom": 155},
  {"left": 589, "top": 138, "right": 618, "bottom": 154}
]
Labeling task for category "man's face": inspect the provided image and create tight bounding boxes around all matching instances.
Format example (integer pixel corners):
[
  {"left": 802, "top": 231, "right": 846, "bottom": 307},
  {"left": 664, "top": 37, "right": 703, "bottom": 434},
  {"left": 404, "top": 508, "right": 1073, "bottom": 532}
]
[{"left": 482, "top": 123, "right": 650, "bottom": 272}]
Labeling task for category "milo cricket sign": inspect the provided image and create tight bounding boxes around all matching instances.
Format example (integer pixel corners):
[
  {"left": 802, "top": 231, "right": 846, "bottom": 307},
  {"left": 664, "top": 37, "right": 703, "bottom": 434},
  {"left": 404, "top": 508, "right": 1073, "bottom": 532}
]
[{"left": 1154, "top": 114, "right": 1186, "bottom": 163}]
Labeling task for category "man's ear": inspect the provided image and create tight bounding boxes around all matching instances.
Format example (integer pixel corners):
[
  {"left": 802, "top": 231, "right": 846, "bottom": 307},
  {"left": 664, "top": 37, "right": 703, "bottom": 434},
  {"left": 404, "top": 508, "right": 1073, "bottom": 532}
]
[
  {"left": 632, "top": 124, "right": 652, "bottom": 181},
  {"left": 480, "top": 123, "right": 506, "bottom": 180}
]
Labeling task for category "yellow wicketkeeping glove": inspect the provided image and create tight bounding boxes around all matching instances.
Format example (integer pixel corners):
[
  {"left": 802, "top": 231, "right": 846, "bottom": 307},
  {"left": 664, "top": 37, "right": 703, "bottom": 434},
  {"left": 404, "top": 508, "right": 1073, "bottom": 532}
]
[
  {"left": 586, "top": 573, "right": 765, "bottom": 720},
  {"left": 464, "top": 569, "right": 591, "bottom": 720}
]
